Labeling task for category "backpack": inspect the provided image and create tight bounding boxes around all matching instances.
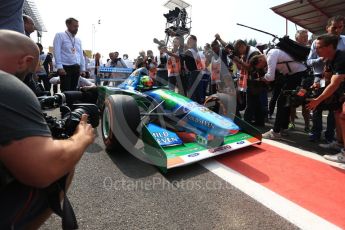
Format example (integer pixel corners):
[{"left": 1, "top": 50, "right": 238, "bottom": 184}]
[{"left": 275, "top": 36, "right": 310, "bottom": 62}]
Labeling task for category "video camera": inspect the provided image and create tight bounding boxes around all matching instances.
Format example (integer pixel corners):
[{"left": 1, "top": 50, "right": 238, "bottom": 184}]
[{"left": 38, "top": 91, "right": 100, "bottom": 139}]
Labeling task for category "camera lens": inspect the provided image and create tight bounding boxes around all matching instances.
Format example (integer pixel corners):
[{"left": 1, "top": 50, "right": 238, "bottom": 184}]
[{"left": 62, "top": 104, "right": 99, "bottom": 136}]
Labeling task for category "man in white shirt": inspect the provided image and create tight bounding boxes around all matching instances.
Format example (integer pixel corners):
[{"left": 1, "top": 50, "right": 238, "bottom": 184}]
[
  {"left": 53, "top": 17, "right": 85, "bottom": 92},
  {"left": 250, "top": 49, "right": 307, "bottom": 139},
  {"left": 123, "top": 54, "right": 134, "bottom": 69},
  {"left": 88, "top": 52, "right": 103, "bottom": 79}
]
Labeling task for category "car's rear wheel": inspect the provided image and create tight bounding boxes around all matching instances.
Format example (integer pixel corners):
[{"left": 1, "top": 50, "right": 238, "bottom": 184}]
[{"left": 102, "top": 94, "right": 140, "bottom": 151}]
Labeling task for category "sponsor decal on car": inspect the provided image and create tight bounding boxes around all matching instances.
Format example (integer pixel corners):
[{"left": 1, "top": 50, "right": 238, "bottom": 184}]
[
  {"left": 186, "top": 114, "right": 215, "bottom": 129},
  {"left": 208, "top": 145, "right": 231, "bottom": 153},
  {"left": 147, "top": 123, "right": 183, "bottom": 147},
  {"left": 236, "top": 141, "right": 245, "bottom": 145},
  {"left": 187, "top": 152, "right": 200, "bottom": 158}
]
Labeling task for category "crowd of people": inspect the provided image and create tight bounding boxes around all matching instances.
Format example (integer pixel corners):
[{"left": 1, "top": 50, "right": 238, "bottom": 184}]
[
  {"left": 1, "top": 0, "right": 345, "bottom": 228},
  {"left": 64, "top": 14, "right": 344, "bottom": 165}
]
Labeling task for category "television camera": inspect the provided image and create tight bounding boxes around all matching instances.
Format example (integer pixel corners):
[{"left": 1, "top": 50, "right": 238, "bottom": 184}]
[
  {"left": 163, "top": 0, "right": 191, "bottom": 40},
  {"left": 38, "top": 91, "right": 100, "bottom": 139}
]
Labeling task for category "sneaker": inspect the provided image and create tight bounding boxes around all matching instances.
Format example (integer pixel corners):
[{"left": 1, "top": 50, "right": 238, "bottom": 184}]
[
  {"left": 262, "top": 129, "right": 281, "bottom": 140},
  {"left": 324, "top": 150, "right": 345, "bottom": 163},
  {"left": 288, "top": 123, "right": 295, "bottom": 130},
  {"left": 319, "top": 141, "right": 343, "bottom": 151}
]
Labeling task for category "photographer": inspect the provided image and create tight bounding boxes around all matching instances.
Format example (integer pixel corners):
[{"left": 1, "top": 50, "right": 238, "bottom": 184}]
[
  {"left": 156, "top": 42, "right": 169, "bottom": 86},
  {"left": 183, "top": 35, "right": 204, "bottom": 103},
  {"left": 0, "top": 30, "right": 95, "bottom": 229},
  {"left": 145, "top": 50, "right": 157, "bottom": 79},
  {"left": 232, "top": 39, "right": 263, "bottom": 126},
  {"left": 164, "top": 37, "right": 183, "bottom": 92},
  {"left": 212, "top": 34, "right": 233, "bottom": 94},
  {"left": 104, "top": 51, "right": 128, "bottom": 86},
  {"left": 307, "top": 34, "right": 345, "bottom": 163},
  {"left": 250, "top": 47, "right": 307, "bottom": 139}
]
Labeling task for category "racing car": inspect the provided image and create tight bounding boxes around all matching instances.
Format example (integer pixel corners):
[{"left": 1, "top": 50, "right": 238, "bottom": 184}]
[{"left": 97, "top": 67, "right": 262, "bottom": 172}]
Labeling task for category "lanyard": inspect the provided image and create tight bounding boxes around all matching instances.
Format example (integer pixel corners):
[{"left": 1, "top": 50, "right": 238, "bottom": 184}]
[{"left": 65, "top": 31, "right": 76, "bottom": 49}]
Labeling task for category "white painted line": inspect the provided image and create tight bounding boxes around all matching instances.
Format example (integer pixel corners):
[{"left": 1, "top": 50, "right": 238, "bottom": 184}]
[
  {"left": 262, "top": 139, "right": 345, "bottom": 170},
  {"left": 201, "top": 159, "right": 342, "bottom": 230}
]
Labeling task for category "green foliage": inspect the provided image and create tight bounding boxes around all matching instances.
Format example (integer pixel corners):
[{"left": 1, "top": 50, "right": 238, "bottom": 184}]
[{"left": 247, "top": 39, "right": 257, "bottom": 46}]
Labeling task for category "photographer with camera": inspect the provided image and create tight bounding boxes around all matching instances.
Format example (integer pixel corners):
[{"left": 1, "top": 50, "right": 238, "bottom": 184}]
[
  {"left": 211, "top": 35, "right": 232, "bottom": 95},
  {"left": 307, "top": 34, "right": 345, "bottom": 163},
  {"left": 288, "top": 30, "right": 311, "bottom": 132},
  {"left": 104, "top": 51, "right": 128, "bottom": 86},
  {"left": 163, "top": 37, "right": 183, "bottom": 92},
  {"left": 306, "top": 17, "right": 345, "bottom": 144},
  {"left": 250, "top": 45, "right": 308, "bottom": 139},
  {"left": 145, "top": 49, "right": 157, "bottom": 80},
  {"left": 183, "top": 35, "right": 205, "bottom": 103},
  {"left": 0, "top": 30, "right": 95, "bottom": 229},
  {"left": 232, "top": 39, "right": 264, "bottom": 126}
]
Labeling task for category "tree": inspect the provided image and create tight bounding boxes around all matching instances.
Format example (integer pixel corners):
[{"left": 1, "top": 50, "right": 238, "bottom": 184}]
[{"left": 248, "top": 39, "right": 257, "bottom": 46}]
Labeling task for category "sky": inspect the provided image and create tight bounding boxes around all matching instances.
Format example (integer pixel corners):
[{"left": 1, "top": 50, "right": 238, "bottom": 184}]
[{"left": 33, "top": 0, "right": 306, "bottom": 60}]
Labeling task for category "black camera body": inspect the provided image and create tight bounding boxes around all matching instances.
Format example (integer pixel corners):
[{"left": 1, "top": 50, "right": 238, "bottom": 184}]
[
  {"left": 283, "top": 87, "right": 312, "bottom": 108},
  {"left": 283, "top": 86, "right": 343, "bottom": 110},
  {"left": 147, "top": 57, "right": 153, "bottom": 64},
  {"left": 39, "top": 91, "right": 100, "bottom": 139}
]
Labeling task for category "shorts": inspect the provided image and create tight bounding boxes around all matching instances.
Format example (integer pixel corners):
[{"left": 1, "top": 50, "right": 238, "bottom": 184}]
[{"left": 0, "top": 181, "right": 49, "bottom": 229}]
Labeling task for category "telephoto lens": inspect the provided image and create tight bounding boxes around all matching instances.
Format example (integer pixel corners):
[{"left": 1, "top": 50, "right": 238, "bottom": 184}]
[
  {"left": 38, "top": 93, "right": 66, "bottom": 109},
  {"left": 61, "top": 104, "right": 100, "bottom": 137}
]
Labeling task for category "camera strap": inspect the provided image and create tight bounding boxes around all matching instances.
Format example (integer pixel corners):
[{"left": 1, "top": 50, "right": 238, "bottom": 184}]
[{"left": 47, "top": 174, "right": 78, "bottom": 230}]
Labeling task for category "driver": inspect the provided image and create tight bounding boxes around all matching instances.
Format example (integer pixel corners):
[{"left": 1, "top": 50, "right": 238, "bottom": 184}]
[{"left": 138, "top": 75, "right": 154, "bottom": 90}]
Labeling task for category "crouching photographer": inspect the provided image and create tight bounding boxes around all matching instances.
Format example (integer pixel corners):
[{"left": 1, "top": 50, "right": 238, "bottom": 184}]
[
  {"left": 249, "top": 47, "right": 308, "bottom": 139},
  {"left": 0, "top": 30, "right": 96, "bottom": 229},
  {"left": 307, "top": 34, "right": 345, "bottom": 163}
]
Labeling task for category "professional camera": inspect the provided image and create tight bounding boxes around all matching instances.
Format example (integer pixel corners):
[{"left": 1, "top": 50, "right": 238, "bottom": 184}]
[
  {"left": 39, "top": 91, "right": 100, "bottom": 139},
  {"left": 283, "top": 87, "right": 312, "bottom": 107},
  {"left": 283, "top": 86, "right": 343, "bottom": 110}
]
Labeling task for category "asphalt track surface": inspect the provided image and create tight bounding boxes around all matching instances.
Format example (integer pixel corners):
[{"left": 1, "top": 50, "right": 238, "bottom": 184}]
[{"left": 41, "top": 110, "right": 342, "bottom": 229}]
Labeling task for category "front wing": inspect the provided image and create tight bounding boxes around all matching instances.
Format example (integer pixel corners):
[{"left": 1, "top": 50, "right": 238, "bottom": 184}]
[{"left": 141, "top": 125, "right": 261, "bottom": 171}]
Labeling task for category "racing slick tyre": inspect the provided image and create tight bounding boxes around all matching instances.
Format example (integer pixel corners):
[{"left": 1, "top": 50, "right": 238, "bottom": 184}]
[
  {"left": 102, "top": 94, "right": 140, "bottom": 151},
  {"left": 204, "top": 93, "right": 236, "bottom": 120}
]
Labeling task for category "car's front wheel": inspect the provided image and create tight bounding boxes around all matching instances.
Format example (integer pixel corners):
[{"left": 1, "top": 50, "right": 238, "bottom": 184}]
[{"left": 101, "top": 94, "right": 140, "bottom": 151}]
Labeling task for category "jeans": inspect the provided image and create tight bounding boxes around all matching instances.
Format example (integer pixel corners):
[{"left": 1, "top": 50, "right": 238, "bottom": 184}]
[{"left": 311, "top": 108, "right": 335, "bottom": 141}]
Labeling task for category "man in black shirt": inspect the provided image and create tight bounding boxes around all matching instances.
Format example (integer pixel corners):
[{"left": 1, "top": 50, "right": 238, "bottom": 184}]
[
  {"left": 183, "top": 35, "right": 204, "bottom": 103},
  {"left": 307, "top": 34, "right": 345, "bottom": 163},
  {"left": 0, "top": 30, "right": 95, "bottom": 229}
]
